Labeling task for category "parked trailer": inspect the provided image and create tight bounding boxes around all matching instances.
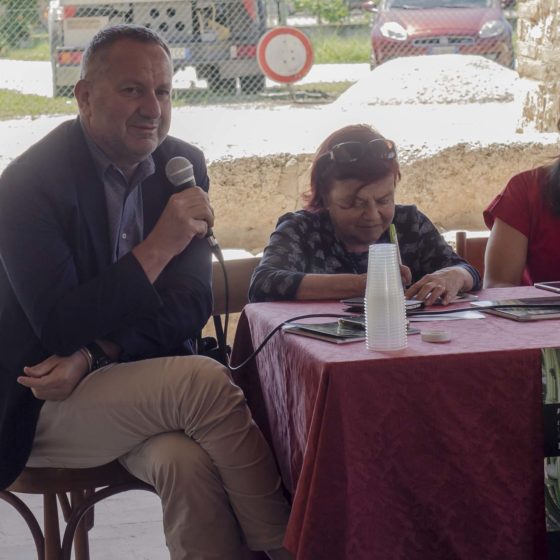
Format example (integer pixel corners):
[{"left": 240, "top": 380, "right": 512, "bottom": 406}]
[{"left": 48, "top": 0, "right": 267, "bottom": 96}]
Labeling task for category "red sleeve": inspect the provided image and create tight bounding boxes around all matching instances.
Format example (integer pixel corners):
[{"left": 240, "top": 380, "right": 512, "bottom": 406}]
[{"left": 483, "top": 170, "right": 538, "bottom": 237}]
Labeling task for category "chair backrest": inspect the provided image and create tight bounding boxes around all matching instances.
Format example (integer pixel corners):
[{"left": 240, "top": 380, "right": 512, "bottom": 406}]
[
  {"left": 455, "top": 231, "right": 489, "bottom": 279},
  {"left": 211, "top": 252, "right": 261, "bottom": 316},
  {"left": 208, "top": 252, "right": 261, "bottom": 363}
]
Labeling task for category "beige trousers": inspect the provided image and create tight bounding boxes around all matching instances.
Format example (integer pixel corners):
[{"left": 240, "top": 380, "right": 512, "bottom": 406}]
[{"left": 27, "top": 355, "right": 290, "bottom": 560}]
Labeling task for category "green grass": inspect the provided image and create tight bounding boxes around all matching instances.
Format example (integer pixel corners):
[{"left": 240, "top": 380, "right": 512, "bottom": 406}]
[
  {"left": 3, "top": 23, "right": 517, "bottom": 66},
  {"left": 0, "top": 89, "right": 76, "bottom": 120},
  {"left": 172, "top": 80, "right": 353, "bottom": 105},
  {"left": 3, "top": 28, "right": 372, "bottom": 64},
  {"left": 287, "top": 80, "right": 353, "bottom": 97},
  {"left": 0, "top": 81, "right": 352, "bottom": 120},
  {"left": 0, "top": 26, "right": 361, "bottom": 118},
  {"left": 1, "top": 34, "right": 50, "bottom": 61},
  {"left": 310, "top": 28, "right": 371, "bottom": 64}
]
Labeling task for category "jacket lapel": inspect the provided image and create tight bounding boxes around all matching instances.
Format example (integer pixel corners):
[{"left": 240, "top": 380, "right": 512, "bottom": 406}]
[{"left": 67, "top": 118, "right": 112, "bottom": 269}]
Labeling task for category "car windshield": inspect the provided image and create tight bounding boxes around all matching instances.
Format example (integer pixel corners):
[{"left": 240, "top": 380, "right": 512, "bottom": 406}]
[{"left": 388, "top": 0, "right": 492, "bottom": 8}]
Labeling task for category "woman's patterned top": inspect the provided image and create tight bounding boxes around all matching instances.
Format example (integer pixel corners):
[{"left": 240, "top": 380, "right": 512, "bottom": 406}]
[{"left": 248, "top": 205, "right": 481, "bottom": 302}]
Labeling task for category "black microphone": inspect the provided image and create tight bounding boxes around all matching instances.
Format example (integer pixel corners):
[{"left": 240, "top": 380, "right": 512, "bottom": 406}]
[{"left": 165, "top": 156, "right": 219, "bottom": 250}]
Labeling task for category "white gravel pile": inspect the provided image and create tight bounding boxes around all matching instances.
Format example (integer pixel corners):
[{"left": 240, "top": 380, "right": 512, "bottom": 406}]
[
  {"left": 333, "top": 54, "right": 536, "bottom": 107},
  {"left": 0, "top": 55, "right": 557, "bottom": 171},
  {"left": 326, "top": 55, "right": 557, "bottom": 163}
]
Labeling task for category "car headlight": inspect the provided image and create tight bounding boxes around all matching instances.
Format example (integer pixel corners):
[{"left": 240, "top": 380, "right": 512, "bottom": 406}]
[
  {"left": 380, "top": 22, "right": 408, "bottom": 41},
  {"left": 479, "top": 20, "right": 506, "bottom": 38}
]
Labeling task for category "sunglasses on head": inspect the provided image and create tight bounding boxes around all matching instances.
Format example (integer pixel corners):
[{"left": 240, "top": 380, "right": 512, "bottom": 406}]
[{"left": 318, "top": 138, "right": 397, "bottom": 169}]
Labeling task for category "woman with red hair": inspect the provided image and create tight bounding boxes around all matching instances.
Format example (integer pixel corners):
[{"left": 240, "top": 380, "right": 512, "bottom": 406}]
[{"left": 249, "top": 124, "right": 480, "bottom": 305}]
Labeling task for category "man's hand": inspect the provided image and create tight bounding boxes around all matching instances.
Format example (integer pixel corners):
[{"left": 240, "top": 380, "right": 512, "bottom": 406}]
[
  {"left": 133, "top": 186, "right": 215, "bottom": 283},
  {"left": 150, "top": 187, "right": 214, "bottom": 258},
  {"left": 405, "top": 266, "right": 472, "bottom": 306},
  {"left": 17, "top": 351, "right": 90, "bottom": 401}
]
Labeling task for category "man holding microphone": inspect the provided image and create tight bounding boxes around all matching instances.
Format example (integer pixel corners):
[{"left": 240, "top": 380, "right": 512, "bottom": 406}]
[{"left": 0, "top": 24, "right": 291, "bottom": 560}]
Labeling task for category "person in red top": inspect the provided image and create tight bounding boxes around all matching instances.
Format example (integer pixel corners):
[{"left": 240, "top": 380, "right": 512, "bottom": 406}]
[{"left": 483, "top": 163, "right": 560, "bottom": 286}]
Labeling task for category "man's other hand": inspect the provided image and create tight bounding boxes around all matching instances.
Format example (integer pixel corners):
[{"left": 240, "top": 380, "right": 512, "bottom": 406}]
[{"left": 17, "top": 351, "right": 90, "bottom": 401}]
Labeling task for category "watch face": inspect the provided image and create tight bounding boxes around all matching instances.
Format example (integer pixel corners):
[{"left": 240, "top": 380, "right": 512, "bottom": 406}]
[
  {"left": 93, "top": 356, "right": 112, "bottom": 371},
  {"left": 87, "top": 343, "right": 113, "bottom": 371}
]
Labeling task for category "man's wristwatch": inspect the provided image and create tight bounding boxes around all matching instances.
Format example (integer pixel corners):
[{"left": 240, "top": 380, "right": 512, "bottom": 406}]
[{"left": 85, "top": 342, "right": 113, "bottom": 372}]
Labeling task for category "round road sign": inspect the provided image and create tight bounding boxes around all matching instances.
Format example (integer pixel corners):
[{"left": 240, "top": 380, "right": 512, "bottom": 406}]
[{"left": 257, "top": 26, "right": 314, "bottom": 84}]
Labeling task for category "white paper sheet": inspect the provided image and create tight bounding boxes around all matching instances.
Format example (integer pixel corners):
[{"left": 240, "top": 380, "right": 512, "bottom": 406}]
[{"left": 409, "top": 310, "right": 486, "bottom": 322}]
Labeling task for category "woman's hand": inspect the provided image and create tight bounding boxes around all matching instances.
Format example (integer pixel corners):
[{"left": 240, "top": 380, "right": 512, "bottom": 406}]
[
  {"left": 17, "top": 351, "right": 90, "bottom": 401},
  {"left": 296, "top": 272, "right": 368, "bottom": 300},
  {"left": 400, "top": 264, "right": 412, "bottom": 288},
  {"left": 405, "top": 266, "right": 473, "bottom": 306}
]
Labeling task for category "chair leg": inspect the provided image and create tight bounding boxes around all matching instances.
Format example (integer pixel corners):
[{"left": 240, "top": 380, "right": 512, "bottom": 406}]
[
  {"left": 0, "top": 490, "right": 45, "bottom": 560},
  {"left": 71, "top": 491, "right": 90, "bottom": 560},
  {"left": 61, "top": 481, "right": 156, "bottom": 560},
  {"left": 57, "top": 492, "right": 71, "bottom": 520},
  {"left": 84, "top": 489, "right": 95, "bottom": 531},
  {"left": 43, "top": 493, "right": 61, "bottom": 560}
]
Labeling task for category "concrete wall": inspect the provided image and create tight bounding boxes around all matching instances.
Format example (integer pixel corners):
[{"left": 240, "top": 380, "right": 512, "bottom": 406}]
[
  {"left": 517, "top": 0, "right": 560, "bottom": 131},
  {"left": 208, "top": 142, "right": 557, "bottom": 252}
]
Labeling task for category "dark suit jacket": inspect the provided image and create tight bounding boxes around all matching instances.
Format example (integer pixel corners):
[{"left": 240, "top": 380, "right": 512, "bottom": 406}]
[{"left": 0, "top": 118, "right": 213, "bottom": 488}]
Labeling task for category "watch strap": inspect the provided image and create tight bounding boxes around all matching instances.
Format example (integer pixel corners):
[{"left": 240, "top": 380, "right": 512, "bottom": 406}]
[{"left": 85, "top": 342, "right": 113, "bottom": 372}]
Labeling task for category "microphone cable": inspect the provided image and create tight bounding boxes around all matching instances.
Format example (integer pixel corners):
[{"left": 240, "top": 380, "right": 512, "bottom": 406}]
[
  {"left": 226, "top": 313, "right": 352, "bottom": 373},
  {"left": 211, "top": 244, "right": 231, "bottom": 366}
]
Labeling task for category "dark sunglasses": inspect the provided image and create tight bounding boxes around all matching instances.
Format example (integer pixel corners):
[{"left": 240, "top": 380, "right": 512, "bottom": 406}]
[{"left": 318, "top": 138, "right": 397, "bottom": 169}]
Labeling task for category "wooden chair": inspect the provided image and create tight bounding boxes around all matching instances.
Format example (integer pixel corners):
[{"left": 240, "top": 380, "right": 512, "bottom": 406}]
[
  {"left": 0, "top": 250, "right": 261, "bottom": 560},
  {"left": 211, "top": 251, "right": 261, "bottom": 361},
  {"left": 455, "top": 230, "right": 489, "bottom": 279},
  {"left": 0, "top": 460, "right": 155, "bottom": 560}
]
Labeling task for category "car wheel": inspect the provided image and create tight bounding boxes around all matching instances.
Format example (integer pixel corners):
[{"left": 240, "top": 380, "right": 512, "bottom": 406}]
[{"left": 239, "top": 74, "right": 265, "bottom": 95}]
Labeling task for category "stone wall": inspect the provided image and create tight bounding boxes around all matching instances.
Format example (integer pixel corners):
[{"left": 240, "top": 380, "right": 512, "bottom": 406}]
[
  {"left": 208, "top": 142, "right": 558, "bottom": 252},
  {"left": 517, "top": 0, "right": 560, "bottom": 131}
]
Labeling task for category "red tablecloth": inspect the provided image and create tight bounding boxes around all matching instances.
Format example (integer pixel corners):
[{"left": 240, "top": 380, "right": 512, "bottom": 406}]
[{"left": 231, "top": 287, "right": 560, "bottom": 560}]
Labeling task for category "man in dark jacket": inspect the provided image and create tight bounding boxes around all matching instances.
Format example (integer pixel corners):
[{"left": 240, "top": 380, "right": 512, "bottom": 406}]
[{"left": 0, "top": 24, "right": 291, "bottom": 560}]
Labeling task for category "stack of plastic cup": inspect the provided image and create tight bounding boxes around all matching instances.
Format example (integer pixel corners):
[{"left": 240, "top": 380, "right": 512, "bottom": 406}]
[{"left": 365, "top": 243, "right": 407, "bottom": 351}]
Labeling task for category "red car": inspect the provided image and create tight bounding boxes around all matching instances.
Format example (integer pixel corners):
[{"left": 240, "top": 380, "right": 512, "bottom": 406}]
[{"left": 363, "top": 0, "right": 515, "bottom": 69}]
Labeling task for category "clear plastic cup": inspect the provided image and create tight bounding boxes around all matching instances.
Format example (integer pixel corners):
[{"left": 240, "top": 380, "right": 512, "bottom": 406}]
[{"left": 365, "top": 244, "right": 407, "bottom": 351}]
